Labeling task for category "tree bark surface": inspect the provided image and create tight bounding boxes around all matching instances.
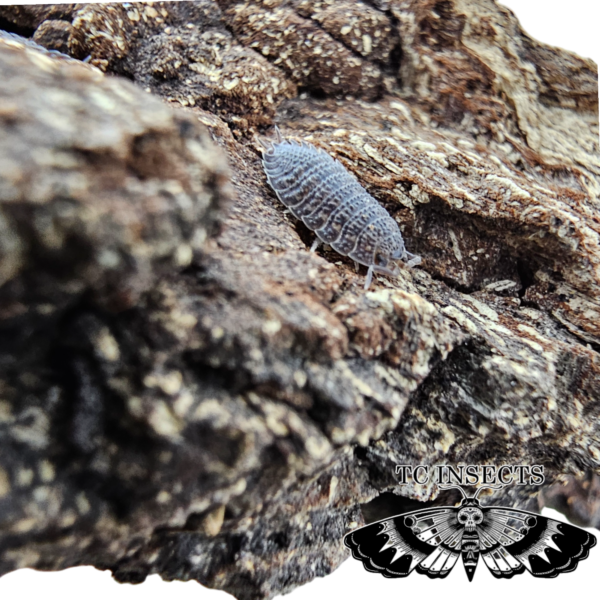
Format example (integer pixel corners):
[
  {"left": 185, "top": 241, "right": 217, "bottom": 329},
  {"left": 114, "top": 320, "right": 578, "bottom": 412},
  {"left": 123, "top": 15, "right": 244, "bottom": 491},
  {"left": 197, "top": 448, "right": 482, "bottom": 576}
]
[{"left": 0, "top": 1, "right": 598, "bottom": 598}]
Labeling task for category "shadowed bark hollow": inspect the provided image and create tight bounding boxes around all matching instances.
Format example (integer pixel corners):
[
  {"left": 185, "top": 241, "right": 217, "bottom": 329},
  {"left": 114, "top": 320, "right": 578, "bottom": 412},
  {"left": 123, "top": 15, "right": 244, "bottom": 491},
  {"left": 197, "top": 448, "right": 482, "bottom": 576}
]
[{"left": 0, "top": 1, "right": 598, "bottom": 599}]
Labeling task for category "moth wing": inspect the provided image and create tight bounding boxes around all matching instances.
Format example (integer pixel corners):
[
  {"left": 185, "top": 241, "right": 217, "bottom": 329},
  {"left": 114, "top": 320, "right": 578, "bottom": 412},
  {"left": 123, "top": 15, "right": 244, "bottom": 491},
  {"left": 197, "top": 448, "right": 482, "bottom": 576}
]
[
  {"left": 344, "top": 506, "right": 463, "bottom": 579},
  {"left": 478, "top": 507, "right": 596, "bottom": 579}
]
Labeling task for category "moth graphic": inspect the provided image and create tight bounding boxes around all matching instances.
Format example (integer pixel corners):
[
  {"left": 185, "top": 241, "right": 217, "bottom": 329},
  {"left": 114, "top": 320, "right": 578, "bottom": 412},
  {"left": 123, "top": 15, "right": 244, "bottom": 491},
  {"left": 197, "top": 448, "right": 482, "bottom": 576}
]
[{"left": 344, "top": 486, "right": 596, "bottom": 581}]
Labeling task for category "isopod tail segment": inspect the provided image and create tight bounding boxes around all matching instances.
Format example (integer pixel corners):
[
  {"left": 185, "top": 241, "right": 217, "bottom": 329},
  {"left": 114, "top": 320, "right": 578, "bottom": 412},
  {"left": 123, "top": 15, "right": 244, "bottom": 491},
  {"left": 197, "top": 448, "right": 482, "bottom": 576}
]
[{"left": 257, "top": 125, "right": 283, "bottom": 154}]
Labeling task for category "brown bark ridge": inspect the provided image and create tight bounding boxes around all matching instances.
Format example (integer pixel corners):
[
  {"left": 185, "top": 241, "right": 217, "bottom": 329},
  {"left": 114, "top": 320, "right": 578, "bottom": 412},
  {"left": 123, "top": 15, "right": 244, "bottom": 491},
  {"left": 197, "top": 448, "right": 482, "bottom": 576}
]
[{"left": 0, "top": 1, "right": 598, "bottom": 598}]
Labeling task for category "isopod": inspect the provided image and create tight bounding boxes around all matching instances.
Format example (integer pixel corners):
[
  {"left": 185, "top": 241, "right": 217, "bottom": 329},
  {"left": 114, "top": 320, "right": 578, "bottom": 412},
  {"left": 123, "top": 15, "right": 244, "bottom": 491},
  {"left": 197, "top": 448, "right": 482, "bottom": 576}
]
[{"left": 260, "top": 127, "right": 421, "bottom": 289}]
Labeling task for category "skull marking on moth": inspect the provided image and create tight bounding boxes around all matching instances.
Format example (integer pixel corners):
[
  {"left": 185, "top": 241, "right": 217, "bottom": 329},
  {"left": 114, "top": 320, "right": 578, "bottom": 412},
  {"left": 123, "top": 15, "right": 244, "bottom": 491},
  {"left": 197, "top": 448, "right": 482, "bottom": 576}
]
[{"left": 457, "top": 506, "right": 484, "bottom": 532}]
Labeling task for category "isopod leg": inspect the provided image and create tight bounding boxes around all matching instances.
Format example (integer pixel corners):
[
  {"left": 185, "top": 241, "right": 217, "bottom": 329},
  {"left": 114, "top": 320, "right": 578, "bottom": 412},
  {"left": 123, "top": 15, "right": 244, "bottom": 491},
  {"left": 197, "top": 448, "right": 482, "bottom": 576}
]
[
  {"left": 404, "top": 251, "right": 422, "bottom": 267},
  {"left": 366, "top": 264, "right": 401, "bottom": 289},
  {"left": 373, "top": 265, "right": 399, "bottom": 277},
  {"left": 310, "top": 238, "right": 321, "bottom": 253},
  {"left": 354, "top": 261, "right": 360, "bottom": 273},
  {"left": 364, "top": 265, "right": 374, "bottom": 290}
]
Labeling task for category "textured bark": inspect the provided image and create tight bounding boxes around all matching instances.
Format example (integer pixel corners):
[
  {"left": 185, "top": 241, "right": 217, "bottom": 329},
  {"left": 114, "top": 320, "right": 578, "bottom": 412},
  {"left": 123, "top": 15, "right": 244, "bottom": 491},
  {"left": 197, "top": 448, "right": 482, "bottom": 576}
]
[
  {"left": 0, "top": 1, "right": 598, "bottom": 599},
  {"left": 0, "top": 3, "right": 78, "bottom": 31}
]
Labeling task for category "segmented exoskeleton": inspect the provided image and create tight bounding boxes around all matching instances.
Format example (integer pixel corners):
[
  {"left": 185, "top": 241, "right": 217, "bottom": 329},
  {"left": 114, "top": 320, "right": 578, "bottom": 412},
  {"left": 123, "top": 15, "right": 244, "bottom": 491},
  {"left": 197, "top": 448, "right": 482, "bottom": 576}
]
[{"left": 260, "top": 127, "right": 420, "bottom": 289}]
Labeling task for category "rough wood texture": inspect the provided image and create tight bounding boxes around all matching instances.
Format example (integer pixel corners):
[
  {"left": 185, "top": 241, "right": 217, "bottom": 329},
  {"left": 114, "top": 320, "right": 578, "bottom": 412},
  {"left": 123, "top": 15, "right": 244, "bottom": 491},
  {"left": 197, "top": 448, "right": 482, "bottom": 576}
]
[{"left": 0, "top": 1, "right": 598, "bottom": 599}]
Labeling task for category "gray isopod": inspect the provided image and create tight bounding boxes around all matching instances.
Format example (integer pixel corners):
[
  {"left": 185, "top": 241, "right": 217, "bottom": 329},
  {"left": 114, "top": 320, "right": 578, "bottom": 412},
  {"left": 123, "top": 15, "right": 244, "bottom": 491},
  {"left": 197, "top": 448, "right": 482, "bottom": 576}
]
[{"left": 260, "top": 127, "right": 421, "bottom": 289}]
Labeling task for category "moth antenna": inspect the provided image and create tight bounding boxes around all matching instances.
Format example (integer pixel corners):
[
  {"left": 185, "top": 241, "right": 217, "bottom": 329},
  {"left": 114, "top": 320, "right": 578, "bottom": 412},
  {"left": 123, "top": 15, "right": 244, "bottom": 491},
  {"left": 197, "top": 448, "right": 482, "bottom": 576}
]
[
  {"left": 474, "top": 484, "right": 505, "bottom": 499},
  {"left": 437, "top": 484, "right": 468, "bottom": 499}
]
